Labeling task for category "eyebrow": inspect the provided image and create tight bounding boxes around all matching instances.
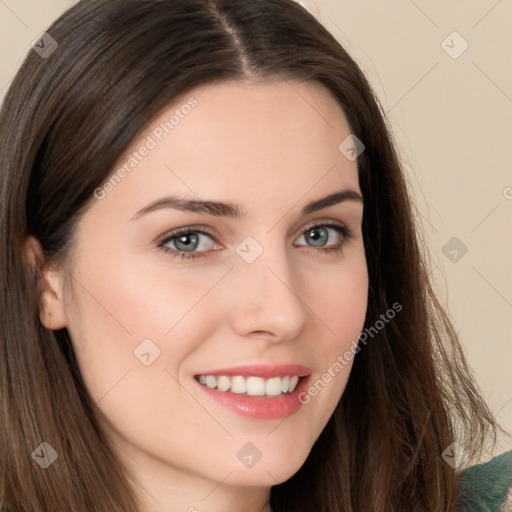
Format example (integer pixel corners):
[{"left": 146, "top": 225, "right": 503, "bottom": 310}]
[{"left": 130, "top": 188, "right": 363, "bottom": 221}]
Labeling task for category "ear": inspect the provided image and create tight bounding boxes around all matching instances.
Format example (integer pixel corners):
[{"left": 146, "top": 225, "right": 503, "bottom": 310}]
[{"left": 24, "top": 236, "right": 68, "bottom": 330}]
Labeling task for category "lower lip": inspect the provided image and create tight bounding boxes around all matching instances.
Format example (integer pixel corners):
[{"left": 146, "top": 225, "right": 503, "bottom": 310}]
[{"left": 195, "top": 376, "right": 311, "bottom": 420}]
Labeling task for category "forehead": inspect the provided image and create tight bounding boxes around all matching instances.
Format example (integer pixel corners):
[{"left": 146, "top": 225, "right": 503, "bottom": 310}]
[
  {"left": 172, "top": 79, "right": 353, "bottom": 155},
  {"left": 89, "top": 79, "right": 360, "bottom": 221}
]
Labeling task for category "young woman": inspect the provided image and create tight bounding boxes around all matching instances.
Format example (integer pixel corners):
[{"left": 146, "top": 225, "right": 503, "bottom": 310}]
[{"left": 0, "top": 1, "right": 510, "bottom": 511}]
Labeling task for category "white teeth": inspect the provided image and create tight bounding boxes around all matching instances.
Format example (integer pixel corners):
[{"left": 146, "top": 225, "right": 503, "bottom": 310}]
[
  {"left": 265, "top": 377, "right": 282, "bottom": 396},
  {"left": 206, "top": 375, "right": 217, "bottom": 389},
  {"left": 230, "top": 376, "right": 247, "bottom": 394},
  {"left": 196, "top": 374, "right": 302, "bottom": 396},
  {"left": 217, "top": 375, "right": 231, "bottom": 392},
  {"left": 246, "top": 376, "right": 265, "bottom": 396}
]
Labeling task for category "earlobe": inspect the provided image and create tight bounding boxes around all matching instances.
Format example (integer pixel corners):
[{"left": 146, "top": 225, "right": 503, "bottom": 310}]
[{"left": 24, "top": 236, "right": 68, "bottom": 330}]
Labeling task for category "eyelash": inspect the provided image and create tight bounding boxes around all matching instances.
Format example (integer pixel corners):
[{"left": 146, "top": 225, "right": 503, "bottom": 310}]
[{"left": 157, "top": 222, "right": 354, "bottom": 261}]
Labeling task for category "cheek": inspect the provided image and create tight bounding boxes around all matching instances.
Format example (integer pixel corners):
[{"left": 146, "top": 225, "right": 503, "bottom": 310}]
[
  {"left": 303, "top": 253, "right": 368, "bottom": 410},
  {"left": 65, "top": 250, "right": 228, "bottom": 399},
  {"left": 309, "top": 251, "right": 369, "bottom": 347},
  {"left": 63, "top": 261, "right": 216, "bottom": 457},
  {"left": 69, "top": 245, "right": 217, "bottom": 339}
]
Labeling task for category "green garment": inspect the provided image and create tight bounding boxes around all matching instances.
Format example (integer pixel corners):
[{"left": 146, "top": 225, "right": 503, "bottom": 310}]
[{"left": 459, "top": 451, "right": 512, "bottom": 511}]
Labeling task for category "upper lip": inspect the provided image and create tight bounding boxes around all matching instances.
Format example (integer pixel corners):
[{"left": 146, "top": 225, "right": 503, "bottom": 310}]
[{"left": 194, "top": 364, "right": 311, "bottom": 379}]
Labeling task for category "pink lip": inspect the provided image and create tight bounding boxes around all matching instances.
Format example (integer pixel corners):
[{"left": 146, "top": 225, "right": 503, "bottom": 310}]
[
  {"left": 194, "top": 364, "right": 311, "bottom": 379},
  {"left": 193, "top": 364, "right": 312, "bottom": 420}
]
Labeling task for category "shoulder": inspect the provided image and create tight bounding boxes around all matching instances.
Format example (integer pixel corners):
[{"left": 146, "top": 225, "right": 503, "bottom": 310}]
[{"left": 458, "top": 451, "right": 512, "bottom": 511}]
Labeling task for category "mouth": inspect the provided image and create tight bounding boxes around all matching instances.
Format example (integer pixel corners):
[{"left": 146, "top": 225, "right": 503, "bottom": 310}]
[
  {"left": 193, "top": 364, "right": 312, "bottom": 419},
  {"left": 195, "top": 374, "right": 304, "bottom": 397}
]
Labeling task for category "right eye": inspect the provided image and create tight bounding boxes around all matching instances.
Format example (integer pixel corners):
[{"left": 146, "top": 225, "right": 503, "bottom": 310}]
[{"left": 157, "top": 227, "right": 219, "bottom": 261}]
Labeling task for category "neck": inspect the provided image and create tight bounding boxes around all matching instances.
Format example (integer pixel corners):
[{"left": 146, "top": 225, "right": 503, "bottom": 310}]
[{"left": 119, "top": 449, "right": 272, "bottom": 512}]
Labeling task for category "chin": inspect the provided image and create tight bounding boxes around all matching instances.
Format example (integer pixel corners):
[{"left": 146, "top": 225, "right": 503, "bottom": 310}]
[{"left": 220, "top": 445, "right": 311, "bottom": 487}]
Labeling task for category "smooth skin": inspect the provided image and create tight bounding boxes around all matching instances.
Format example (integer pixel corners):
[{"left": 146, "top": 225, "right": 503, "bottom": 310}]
[{"left": 30, "top": 79, "right": 369, "bottom": 512}]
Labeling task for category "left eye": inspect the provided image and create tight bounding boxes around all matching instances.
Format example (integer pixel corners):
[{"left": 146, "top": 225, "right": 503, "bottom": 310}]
[
  {"left": 158, "top": 223, "right": 353, "bottom": 261},
  {"left": 295, "top": 224, "right": 348, "bottom": 249}
]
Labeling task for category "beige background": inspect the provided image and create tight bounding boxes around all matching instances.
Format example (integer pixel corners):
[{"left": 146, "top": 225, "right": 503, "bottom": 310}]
[{"left": 1, "top": 0, "right": 511, "bottom": 456}]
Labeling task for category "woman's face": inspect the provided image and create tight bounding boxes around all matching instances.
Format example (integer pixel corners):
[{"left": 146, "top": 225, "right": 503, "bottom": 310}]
[{"left": 42, "top": 80, "right": 368, "bottom": 498}]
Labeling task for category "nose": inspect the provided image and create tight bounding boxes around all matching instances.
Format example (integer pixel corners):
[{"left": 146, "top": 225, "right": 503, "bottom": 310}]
[{"left": 226, "top": 242, "right": 308, "bottom": 342}]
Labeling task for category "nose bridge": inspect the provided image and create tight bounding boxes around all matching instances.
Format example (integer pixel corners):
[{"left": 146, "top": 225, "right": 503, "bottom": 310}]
[{"left": 228, "top": 236, "right": 307, "bottom": 340}]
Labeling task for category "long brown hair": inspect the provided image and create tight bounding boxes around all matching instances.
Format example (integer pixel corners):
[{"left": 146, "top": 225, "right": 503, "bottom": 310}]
[{"left": 0, "top": 0, "right": 498, "bottom": 510}]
